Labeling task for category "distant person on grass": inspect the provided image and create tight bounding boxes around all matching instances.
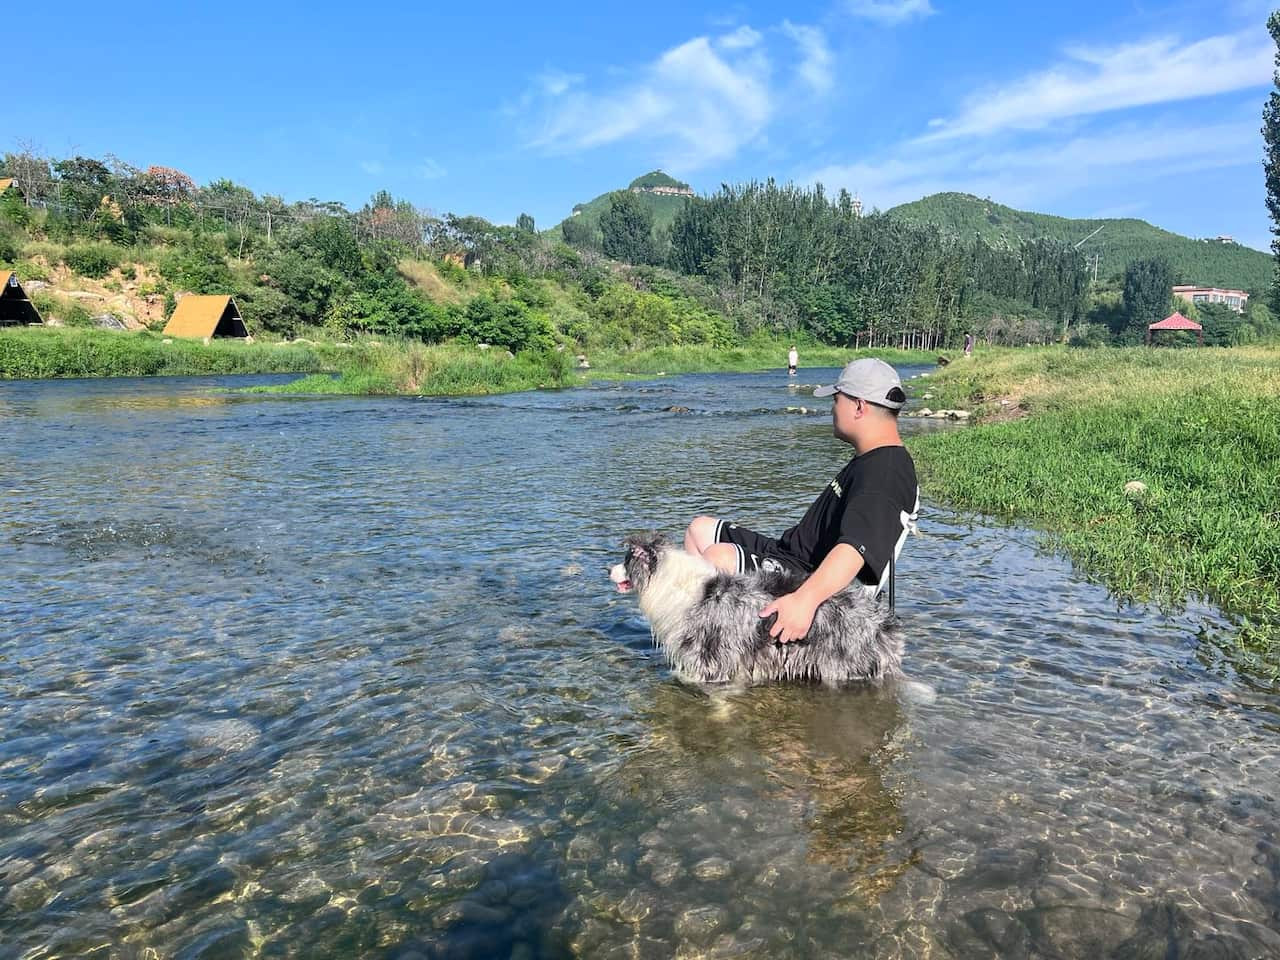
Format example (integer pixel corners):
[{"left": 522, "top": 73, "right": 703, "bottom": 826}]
[
  {"left": 964, "top": 333, "right": 974, "bottom": 358},
  {"left": 683, "top": 358, "right": 919, "bottom": 644},
  {"left": 788, "top": 345, "right": 799, "bottom": 376}
]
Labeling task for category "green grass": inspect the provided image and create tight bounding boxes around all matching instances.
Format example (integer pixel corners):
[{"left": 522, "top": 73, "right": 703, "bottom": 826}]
[
  {"left": 586, "top": 342, "right": 933, "bottom": 377},
  {"left": 1, "top": 327, "right": 937, "bottom": 394},
  {"left": 0, "top": 327, "right": 333, "bottom": 379},
  {"left": 242, "top": 341, "right": 577, "bottom": 396},
  {"left": 909, "top": 345, "right": 1280, "bottom": 666}
]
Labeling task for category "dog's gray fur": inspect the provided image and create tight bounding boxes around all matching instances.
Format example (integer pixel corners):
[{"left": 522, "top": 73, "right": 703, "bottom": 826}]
[{"left": 612, "top": 532, "right": 903, "bottom": 686}]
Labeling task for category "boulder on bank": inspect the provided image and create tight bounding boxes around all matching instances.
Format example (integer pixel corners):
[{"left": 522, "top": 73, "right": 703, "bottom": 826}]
[{"left": 910, "top": 408, "right": 971, "bottom": 420}]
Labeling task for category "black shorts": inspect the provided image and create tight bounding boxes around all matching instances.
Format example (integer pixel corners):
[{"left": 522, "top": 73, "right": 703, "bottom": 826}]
[{"left": 714, "top": 520, "right": 808, "bottom": 576}]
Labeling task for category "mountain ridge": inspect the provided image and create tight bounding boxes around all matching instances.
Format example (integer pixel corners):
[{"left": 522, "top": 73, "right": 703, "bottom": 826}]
[{"left": 885, "top": 192, "right": 1269, "bottom": 291}]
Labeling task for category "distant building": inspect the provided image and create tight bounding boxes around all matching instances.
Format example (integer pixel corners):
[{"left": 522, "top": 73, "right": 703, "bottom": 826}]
[
  {"left": 1214, "top": 235, "right": 1235, "bottom": 244},
  {"left": 1172, "top": 285, "right": 1248, "bottom": 313},
  {"left": 629, "top": 184, "right": 694, "bottom": 197}
]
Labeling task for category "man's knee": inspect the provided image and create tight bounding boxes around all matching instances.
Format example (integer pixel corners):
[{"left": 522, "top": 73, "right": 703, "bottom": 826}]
[
  {"left": 684, "top": 515, "right": 719, "bottom": 554},
  {"left": 701, "top": 542, "right": 739, "bottom": 574}
]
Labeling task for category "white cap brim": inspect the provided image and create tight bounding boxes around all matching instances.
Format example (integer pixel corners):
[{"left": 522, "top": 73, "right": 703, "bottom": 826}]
[{"left": 812, "top": 385, "right": 837, "bottom": 397}]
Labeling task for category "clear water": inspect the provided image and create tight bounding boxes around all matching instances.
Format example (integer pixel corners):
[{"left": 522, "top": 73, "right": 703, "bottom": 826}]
[{"left": 1, "top": 369, "right": 1277, "bottom": 959}]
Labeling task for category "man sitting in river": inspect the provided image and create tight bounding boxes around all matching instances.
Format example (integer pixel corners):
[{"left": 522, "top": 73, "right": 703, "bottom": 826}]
[{"left": 682, "top": 358, "right": 919, "bottom": 644}]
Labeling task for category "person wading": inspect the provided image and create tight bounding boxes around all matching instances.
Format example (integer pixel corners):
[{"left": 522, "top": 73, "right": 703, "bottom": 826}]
[{"left": 683, "top": 358, "right": 919, "bottom": 643}]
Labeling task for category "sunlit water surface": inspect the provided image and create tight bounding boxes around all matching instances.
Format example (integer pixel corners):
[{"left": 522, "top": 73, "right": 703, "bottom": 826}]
[{"left": 1, "top": 369, "right": 1277, "bottom": 959}]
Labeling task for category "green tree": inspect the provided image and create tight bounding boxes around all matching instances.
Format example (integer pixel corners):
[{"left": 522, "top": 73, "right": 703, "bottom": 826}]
[
  {"left": 1264, "top": 11, "right": 1280, "bottom": 312},
  {"left": 1197, "top": 303, "right": 1245, "bottom": 345},
  {"left": 600, "top": 191, "right": 656, "bottom": 264},
  {"left": 561, "top": 215, "right": 599, "bottom": 250},
  {"left": 1121, "top": 257, "right": 1174, "bottom": 342},
  {"left": 52, "top": 156, "right": 113, "bottom": 225},
  {"left": 516, "top": 212, "right": 536, "bottom": 233}
]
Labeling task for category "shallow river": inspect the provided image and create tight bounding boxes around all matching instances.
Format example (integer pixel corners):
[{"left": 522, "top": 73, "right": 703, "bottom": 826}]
[{"left": 1, "top": 369, "right": 1277, "bottom": 959}]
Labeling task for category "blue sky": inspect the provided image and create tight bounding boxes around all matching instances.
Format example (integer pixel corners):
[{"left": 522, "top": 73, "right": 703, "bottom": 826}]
[{"left": 16, "top": 0, "right": 1279, "bottom": 250}]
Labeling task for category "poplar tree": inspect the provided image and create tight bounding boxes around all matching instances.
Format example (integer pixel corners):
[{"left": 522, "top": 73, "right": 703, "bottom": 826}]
[{"left": 1263, "top": 11, "right": 1280, "bottom": 311}]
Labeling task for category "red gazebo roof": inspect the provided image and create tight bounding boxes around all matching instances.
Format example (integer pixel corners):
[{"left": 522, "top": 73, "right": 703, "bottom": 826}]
[{"left": 1149, "top": 311, "right": 1202, "bottom": 331}]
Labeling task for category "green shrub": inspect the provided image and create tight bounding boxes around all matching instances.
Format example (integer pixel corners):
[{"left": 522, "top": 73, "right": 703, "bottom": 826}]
[
  {"left": 30, "top": 293, "right": 94, "bottom": 328},
  {"left": 0, "top": 191, "right": 29, "bottom": 228},
  {"left": 14, "top": 259, "right": 50, "bottom": 282},
  {"left": 64, "top": 244, "right": 120, "bottom": 279},
  {"left": 460, "top": 295, "right": 554, "bottom": 352},
  {"left": 159, "top": 237, "right": 234, "bottom": 292},
  {"left": 0, "top": 225, "right": 21, "bottom": 263},
  {"left": 120, "top": 264, "right": 137, "bottom": 281}
]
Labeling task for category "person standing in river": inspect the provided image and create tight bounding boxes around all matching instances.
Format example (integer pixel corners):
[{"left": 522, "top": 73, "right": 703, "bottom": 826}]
[
  {"left": 683, "top": 358, "right": 919, "bottom": 644},
  {"left": 787, "top": 345, "right": 799, "bottom": 376}
]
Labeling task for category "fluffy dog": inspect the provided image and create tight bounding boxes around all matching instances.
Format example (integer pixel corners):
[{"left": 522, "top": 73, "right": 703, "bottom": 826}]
[{"left": 610, "top": 532, "right": 903, "bottom": 686}]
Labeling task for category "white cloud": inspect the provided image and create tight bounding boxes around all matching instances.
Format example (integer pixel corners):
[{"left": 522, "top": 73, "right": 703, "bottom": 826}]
[
  {"left": 782, "top": 21, "right": 834, "bottom": 95},
  {"left": 527, "top": 35, "right": 774, "bottom": 169},
  {"left": 924, "top": 31, "right": 1273, "bottom": 141},
  {"left": 846, "top": 0, "right": 935, "bottom": 25},
  {"left": 419, "top": 158, "right": 446, "bottom": 180},
  {"left": 718, "top": 25, "right": 762, "bottom": 50},
  {"left": 522, "top": 21, "right": 839, "bottom": 169},
  {"left": 360, "top": 160, "right": 384, "bottom": 176},
  {"left": 807, "top": 119, "right": 1261, "bottom": 212},
  {"left": 536, "top": 69, "right": 583, "bottom": 97}
]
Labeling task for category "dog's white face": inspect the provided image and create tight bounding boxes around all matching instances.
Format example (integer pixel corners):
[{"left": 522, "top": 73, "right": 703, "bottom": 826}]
[
  {"left": 609, "top": 562, "right": 632, "bottom": 593},
  {"left": 609, "top": 534, "right": 668, "bottom": 594}
]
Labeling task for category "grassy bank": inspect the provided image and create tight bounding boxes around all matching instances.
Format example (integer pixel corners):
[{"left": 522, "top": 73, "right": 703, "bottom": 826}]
[
  {"left": 2, "top": 326, "right": 936, "bottom": 394},
  {"left": 909, "top": 345, "right": 1280, "bottom": 666},
  {"left": 0, "top": 327, "right": 335, "bottom": 379},
  {"left": 585, "top": 343, "right": 930, "bottom": 377},
  {"left": 240, "top": 341, "right": 580, "bottom": 396}
]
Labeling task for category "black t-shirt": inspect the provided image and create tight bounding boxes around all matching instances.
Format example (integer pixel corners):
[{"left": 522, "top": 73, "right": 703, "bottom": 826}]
[{"left": 776, "top": 445, "right": 918, "bottom": 586}]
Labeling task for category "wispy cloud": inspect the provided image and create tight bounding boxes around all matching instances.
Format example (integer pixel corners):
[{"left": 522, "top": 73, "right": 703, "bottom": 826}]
[
  {"left": 419, "top": 158, "right": 446, "bottom": 180},
  {"left": 522, "top": 22, "right": 836, "bottom": 170},
  {"left": 924, "top": 31, "right": 1273, "bottom": 140},
  {"left": 359, "top": 160, "right": 384, "bottom": 176},
  {"left": 718, "top": 25, "right": 762, "bottom": 50},
  {"left": 525, "top": 34, "right": 774, "bottom": 169},
  {"left": 536, "top": 69, "right": 582, "bottom": 97},
  {"left": 807, "top": 118, "right": 1260, "bottom": 212},
  {"left": 846, "top": 0, "right": 935, "bottom": 25},
  {"left": 782, "top": 21, "right": 834, "bottom": 95}
]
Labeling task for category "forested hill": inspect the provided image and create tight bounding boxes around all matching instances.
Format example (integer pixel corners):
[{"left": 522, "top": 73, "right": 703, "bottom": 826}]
[
  {"left": 887, "top": 192, "right": 1271, "bottom": 292},
  {"left": 550, "top": 170, "right": 692, "bottom": 246}
]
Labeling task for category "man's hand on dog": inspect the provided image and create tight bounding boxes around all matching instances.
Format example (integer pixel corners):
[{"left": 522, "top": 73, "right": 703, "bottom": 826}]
[{"left": 759, "top": 592, "right": 818, "bottom": 644}]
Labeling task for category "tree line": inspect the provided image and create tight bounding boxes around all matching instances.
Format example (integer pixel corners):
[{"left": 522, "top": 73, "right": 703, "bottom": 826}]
[{"left": 572, "top": 180, "right": 1090, "bottom": 348}]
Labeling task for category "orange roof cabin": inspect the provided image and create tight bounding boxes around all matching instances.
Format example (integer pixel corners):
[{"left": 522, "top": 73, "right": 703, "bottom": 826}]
[
  {"left": 163, "top": 295, "right": 248, "bottom": 339},
  {"left": 1147, "top": 311, "right": 1203, "bottom": 346},
  {"left": 0, "top": 272, "right": 43, "bottom": 326}
]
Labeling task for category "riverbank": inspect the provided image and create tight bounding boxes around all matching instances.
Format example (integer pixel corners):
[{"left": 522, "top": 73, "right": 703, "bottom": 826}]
[
  {"left": 235, "top": 341, "right": 933, "bottom": 395},
  {"left": 0, "top": 327, "right": 336, "bottom": 379},
  {"left": 908, "top": 345, "right": 1280, "bottom": 667},
  {"left": 0, "top": 326, "right": 935, "bottom": 393}
]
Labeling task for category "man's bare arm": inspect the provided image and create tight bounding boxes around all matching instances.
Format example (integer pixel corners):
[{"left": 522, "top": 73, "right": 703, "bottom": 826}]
[{"left": 759, "top": 544, "right": 865, "bottom": 643}]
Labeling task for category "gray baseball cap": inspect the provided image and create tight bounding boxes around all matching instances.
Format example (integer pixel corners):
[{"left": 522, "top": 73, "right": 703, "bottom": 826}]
[{"left": 812, "top": 358, "right": 907, "bottom": 409}]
